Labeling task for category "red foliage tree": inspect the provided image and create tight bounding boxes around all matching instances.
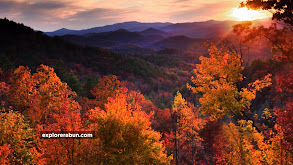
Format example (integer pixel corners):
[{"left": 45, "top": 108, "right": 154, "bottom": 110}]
[{"left": 275, "top": 71, "right": 293, "bottom": 149}]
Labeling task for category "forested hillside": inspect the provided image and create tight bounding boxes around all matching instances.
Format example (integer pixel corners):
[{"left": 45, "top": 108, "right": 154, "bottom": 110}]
[
  {"left": 0, "top": 18, "right": 194, "bottom": 102},
  {"left": 0, "top": 0, "right": 292, "bottom": 163}
]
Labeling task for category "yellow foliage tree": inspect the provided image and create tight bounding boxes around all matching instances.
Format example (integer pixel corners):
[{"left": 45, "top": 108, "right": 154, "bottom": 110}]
[
  {"left": 214, "top": 120, "right": 293, "bottom": 165},
  {"left": 0, "top": 108, "right": 37, "bottom": 164},
  {"left": 171, "top": 91, "right": 204, "bottom": 164},
  {"left": 187, "top": 44, "right": 272, "bottom": 121}
]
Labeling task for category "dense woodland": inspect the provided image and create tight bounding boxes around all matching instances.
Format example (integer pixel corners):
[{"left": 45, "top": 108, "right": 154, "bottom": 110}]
[{"left": 0, "top": 0, "right": 293, "bottom": 164}]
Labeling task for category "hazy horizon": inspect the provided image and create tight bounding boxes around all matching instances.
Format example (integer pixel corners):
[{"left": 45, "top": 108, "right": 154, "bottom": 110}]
[
  {"left": 46, "top": 19, "right": 238, "bottom": 32},
  {"left": 0, "top": 0, "right": 271, "bottom": 31}
]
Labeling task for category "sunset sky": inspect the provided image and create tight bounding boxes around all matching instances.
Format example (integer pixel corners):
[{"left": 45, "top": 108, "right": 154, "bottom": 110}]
[{"left": 0, "top": 0, "right": 272, "bottom": 31}]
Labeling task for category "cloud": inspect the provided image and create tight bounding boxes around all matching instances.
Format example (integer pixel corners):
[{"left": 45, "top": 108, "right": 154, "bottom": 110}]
[
  {"left": 0, "top": 0, "right": 73, "bottom": 29},
  {"left": 169, "top": 1, "right": 238, "bottom": 22},
  {"left": 0, "top": 0, "right": 251, "bottom": 31},
  {"left": 30, "top": 1, "right": 68, "bottom": 10},
  {"left": 62, "top": 8, "right": 135, "bottom": 30},
  {"left": 0, "top": 0, "right": 68, "bottom": 13},
  {"left": 69, "top": 8, "right": 130, "bottom": 20},
  {"left": 0, "top": 0, "right": 129, "bottom": 30},
  {"left": 173, "top": 0, "right": 192, "bottom": 3}
]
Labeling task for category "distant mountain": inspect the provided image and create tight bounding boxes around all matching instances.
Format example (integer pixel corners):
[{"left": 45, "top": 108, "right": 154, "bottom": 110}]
[
  {"left": 45, "top": 28, "right": 78, "bottom": 36},
  {"left": 46, "top": 20, "right": 241, "bottom": 39},
  {"left": 46, "top": 21, "right": 172, "bottom": 36},
  {"left": 46, "top": 19, "right": 273, "bottom": 39},
  {"left": 150, "top": 35, "right": 205, "bottom": 50},
  {"left": 62, "top": 29, "right": 165, "bottom": 48},
  {"left": 62, "top": 29, "right": 209, "bottom": 51},
  {"left": 139, "top": 28, "right": 169, "bottom": 37},
  {"left": 87, "top": 29, "right": 146, "bottom": 44},
  {"left": 158, "top": 20, "right": 238, "bottom": 38}
]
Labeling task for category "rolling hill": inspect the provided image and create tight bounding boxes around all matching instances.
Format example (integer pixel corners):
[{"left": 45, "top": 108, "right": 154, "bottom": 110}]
[
  {"left": 62, "top": 29, "right": 165, "bottom": 48},
  {"left": 0, "top": 18, "right": 168, "bottom": 82},
  {"left": 139, "top": 28, "right": 170, "bottom": 37}
]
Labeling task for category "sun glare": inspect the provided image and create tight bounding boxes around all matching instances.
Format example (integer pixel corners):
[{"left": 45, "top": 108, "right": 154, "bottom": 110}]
[{"left": 231, "top": 7, "right": 271, "bottom": 21}]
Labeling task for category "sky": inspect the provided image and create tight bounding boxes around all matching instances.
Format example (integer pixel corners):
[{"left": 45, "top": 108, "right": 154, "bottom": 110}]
[{"left": 0, "top": 0, "right": 272, "bottom": 32}]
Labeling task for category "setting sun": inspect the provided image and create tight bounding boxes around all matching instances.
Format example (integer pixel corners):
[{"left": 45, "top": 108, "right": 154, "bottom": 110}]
[{"left": 231, "top": 7, "right": 271, "bottom": 21}]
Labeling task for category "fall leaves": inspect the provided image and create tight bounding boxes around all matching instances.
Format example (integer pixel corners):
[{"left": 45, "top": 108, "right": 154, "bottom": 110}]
[
  {"left": 88, "top": 93, "right": 171, "bottom": 164},
  {"left": 186, "top": 28, "right": 293, "bottom": 163},
  {"left": 0, "top": 27, "right": 292, "bottom": 164},
  {"left": 187, "top": 44, "right": 272, "bottom": 120},
  {"left": 0, "top": 65, "right": 173, "bottom": 164},
  {"left": 0, "top": 109, "right": 36, "bottom": 164}
]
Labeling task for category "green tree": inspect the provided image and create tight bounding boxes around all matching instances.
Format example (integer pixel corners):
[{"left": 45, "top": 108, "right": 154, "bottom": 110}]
[{"left": 53, "top": 64, "right": 83, "bottom": 96}]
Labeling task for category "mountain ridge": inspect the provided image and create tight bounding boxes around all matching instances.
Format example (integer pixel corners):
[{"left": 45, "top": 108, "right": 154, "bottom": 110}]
[
  {"left": 45, "top": 19, "right": 272, "bottom": 38},
  {"left": 46, "top": 21, "right": 172, "bottom": 36}
]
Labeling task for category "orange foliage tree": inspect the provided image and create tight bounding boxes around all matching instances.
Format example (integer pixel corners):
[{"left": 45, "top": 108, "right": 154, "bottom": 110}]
[
  {"left": 31, "top": 65, "right": 83, "bottom": 164},
  {"left": 86, "top": 92, "right": 172, "bottom": 164},
  {"left": 7, "top": 66, "right": 34, "bottom": 112},
  {"left": 90, "top": 75, "right": 124, "bottom": 109},
  {"left": 4, "top": 65, "right": 86, "bottom": 164},
  {"left": 79, "top": 74, "right": 125, "bottom": 113}
]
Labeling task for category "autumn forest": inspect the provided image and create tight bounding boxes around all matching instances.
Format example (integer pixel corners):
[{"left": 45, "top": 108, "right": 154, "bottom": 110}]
[{"left": 0, "top": 0, "right": 293, "bottom": 164}]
